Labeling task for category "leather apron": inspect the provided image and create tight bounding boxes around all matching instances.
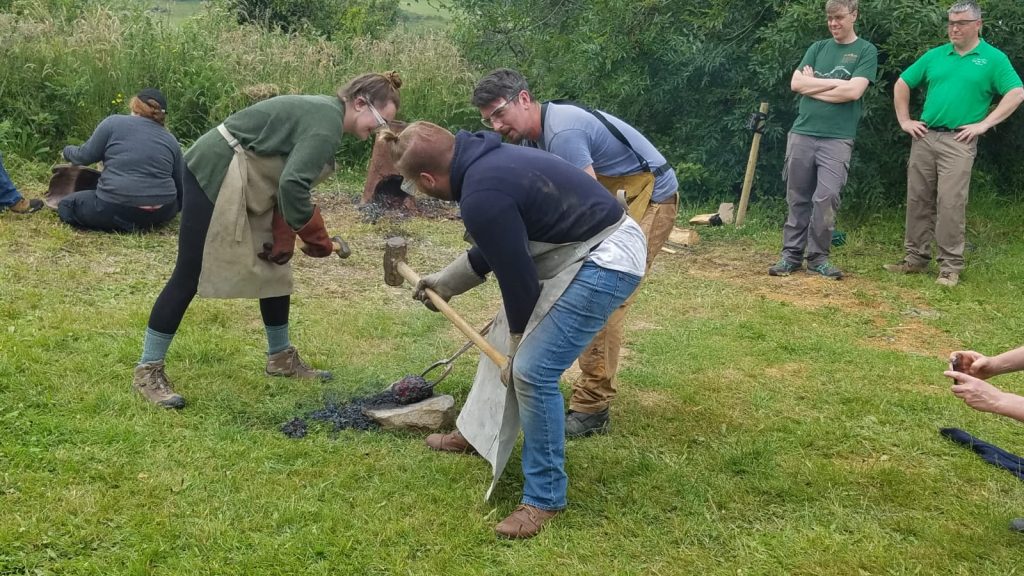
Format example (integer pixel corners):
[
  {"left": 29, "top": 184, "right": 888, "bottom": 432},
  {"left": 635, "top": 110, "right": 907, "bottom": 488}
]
[
  {"left": 197, "top": 124, "right": 334, "bottom": 299},
  {"left": 596, "top": 172, "right": 654, "bottom": 222},
  {"left": 456, "top": 213, "right": 627, "bottom": 500}
]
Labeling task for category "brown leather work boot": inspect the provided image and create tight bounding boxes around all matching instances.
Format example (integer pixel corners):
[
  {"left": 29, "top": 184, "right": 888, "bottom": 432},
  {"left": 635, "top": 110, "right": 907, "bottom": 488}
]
[
  {"left": 495, "top": 504, "right": 560, "bottom": 539},
  {"left": 133, "top": 361, "right": 185, "bottom": 409},
  {"left": 425, "top": 430, "right": 477, "bottom": 454},
  {"left": 265, "top": 346, "right": 333, "bottom": 380},
  {"left": 6, "top": 198, "right": 43, "bottom": 214}
]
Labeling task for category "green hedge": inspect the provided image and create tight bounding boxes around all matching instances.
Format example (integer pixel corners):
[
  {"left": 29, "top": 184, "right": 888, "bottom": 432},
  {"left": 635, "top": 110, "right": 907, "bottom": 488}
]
[
  {"left": 0, "top": 1, "right": 479, "bottom": 172},
  {"left": 447, "top": 0, "right": 1024, "bottom": 206}
]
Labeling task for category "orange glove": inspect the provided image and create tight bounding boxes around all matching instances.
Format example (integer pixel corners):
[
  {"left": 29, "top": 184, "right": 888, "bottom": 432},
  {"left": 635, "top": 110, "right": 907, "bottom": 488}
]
[
  {"left": 296, "top": 205, "right": 334, "bottom": 258},
  {"left": 257, "top": 208, "right": 296, "bottom": 265}
]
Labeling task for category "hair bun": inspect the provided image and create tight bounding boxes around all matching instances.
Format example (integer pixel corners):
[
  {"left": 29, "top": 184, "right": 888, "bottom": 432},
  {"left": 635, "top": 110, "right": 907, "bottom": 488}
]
[{"left": 384, "top": 71, "right": 402, "bottom": 90}]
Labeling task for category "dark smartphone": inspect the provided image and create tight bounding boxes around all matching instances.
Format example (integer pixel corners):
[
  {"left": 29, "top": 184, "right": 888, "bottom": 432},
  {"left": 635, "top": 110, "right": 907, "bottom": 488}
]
[{"left": 950, "top": 353, "right": 963, "bottom": 373}]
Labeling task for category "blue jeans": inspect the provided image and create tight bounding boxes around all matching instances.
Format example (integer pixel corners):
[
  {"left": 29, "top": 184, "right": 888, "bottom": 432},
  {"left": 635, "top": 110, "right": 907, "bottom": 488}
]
[
  {"left": 511, "top": 261, "right": 641, "bottom": 510},
  {"left": 0, "top": 151, "right": 24, "bottom": 208}
]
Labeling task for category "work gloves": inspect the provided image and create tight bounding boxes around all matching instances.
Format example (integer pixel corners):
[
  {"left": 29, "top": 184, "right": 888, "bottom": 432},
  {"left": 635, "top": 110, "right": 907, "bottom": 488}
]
[
  {"left": 500, "top": 333, "right": 522, "bottom": 386},
  {"left": 257, "top": 208, "right": 296, "bottom": 265},
  {"left": 296, "top": 205, "right": 335, "bottom": 258},
  {"left": 414, "top": 252, "right": 486, "bottom": 312}
]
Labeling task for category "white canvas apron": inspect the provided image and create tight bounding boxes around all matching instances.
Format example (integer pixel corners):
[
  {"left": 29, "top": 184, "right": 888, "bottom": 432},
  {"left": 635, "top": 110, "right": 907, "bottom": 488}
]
[
  {"left": 197, "top": 124, "right": 333, "bottom": 299},
  {"left": 457, "top": 214, "right": 626, "bottom": 500}
]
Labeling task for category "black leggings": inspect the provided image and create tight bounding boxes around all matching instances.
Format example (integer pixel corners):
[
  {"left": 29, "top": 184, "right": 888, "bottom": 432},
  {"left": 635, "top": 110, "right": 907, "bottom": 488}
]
[{"left": 147, "top": 167, "right": 289, "bottom": 334}]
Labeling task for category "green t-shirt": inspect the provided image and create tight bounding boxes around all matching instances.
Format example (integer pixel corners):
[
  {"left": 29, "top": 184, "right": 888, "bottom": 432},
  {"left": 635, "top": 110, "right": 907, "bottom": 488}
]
[
  {"left": 900, "top": 39, "right": 1023, "bottom": 129},
  {"left": 791, "top": 37, "right": 879, "bottom": 140},
  {"left": 185, "top": 95, "right": 345, "bottom": 228}
]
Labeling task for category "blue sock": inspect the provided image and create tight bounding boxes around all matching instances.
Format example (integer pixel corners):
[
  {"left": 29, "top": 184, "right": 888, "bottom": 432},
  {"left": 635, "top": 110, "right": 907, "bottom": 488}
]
[
  {"left": 140, "top": 328, "right": 174, "bottom": 364},
  {"left": 265, "top": 323, "right": 290, "bottom": 355}
]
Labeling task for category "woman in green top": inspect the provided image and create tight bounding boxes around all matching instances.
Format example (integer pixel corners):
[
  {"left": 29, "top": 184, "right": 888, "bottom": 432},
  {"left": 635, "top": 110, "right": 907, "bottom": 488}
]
[{"left": 132, "top": 71, "right": 402, "bottom": 409}]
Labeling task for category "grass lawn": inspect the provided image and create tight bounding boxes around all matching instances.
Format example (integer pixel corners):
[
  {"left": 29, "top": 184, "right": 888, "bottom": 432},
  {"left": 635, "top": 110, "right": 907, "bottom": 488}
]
[
  {"left": 147, "top": 0, "right": 204, "bottom": 26},
  {"left": 1, "top": 175, "right": 1023, "bottom": 574},
  {"left": 398, "top": 0, "right": 451, "bottom": 33}
]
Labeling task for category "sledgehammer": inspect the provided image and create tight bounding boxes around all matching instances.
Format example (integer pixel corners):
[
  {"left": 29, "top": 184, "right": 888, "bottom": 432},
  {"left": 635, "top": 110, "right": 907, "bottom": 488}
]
[{"left": 383, "top": 237, "right": 506, "bottom": 368}]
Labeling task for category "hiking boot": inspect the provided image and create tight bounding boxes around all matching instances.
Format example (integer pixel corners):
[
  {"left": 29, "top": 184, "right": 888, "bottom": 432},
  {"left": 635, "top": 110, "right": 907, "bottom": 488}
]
[
  {"left": 495, "top": 504, "right": 560, "bottom": 539},
  {"left": 935, "top": 271, "right": 960, "bottom": 287},
  {"left": 883, "top": 260, "right": 927, "bottom": 274},
  {"left": 768, "top": 258, "right": 801, "bottom": 277},
  {"left": 807, "top": 261, "right": 843, "bottom": 280},
  {"left": 5, "top": 198, "right": 43, "bottom": 214},
  {"left": 266, "top": 346, "right": 333, "bottom": 380},
  {"left": 132, "top": 361, "right": 185, "bottom": 409},
  {"left": 425, "top": 430, "right": 477, "bottom": 454},
  {"left": 1010, "top": 518, "right": 1024, "bottom": 533},
  {"left": 565, "top": 408, "right": 610, "bottom": 438}
]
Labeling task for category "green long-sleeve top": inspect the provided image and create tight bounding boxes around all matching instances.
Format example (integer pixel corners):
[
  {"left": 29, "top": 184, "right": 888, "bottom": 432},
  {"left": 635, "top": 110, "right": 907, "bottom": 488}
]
[{"left": 184, "top": 95, "right": 345, "bottom": 229}]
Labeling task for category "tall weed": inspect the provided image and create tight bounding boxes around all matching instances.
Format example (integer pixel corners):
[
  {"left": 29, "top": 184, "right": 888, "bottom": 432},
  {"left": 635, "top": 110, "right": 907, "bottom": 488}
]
[{"left": 0, "top": 0, "right": 478, "bottom": 173}]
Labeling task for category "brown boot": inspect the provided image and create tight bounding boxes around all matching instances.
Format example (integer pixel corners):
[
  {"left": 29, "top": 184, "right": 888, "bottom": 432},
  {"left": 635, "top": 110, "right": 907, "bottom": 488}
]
[
  {"left": 425, "top": 430, "right": 477, "bottom": 454},
  {"left": 495, "top": 505, "right": 560, "bottom": 539},
  {"left": 133, "top": 361, "right": 185, "bottom": 409},
  {"left": 266, "top": 346, "right": 332, "bottom": 380},
  {"left": 6, "top": 198, "right": 43, "bottom": 214}
]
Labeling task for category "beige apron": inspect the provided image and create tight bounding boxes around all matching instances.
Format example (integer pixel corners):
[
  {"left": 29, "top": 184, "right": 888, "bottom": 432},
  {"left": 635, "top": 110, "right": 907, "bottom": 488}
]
[
  {"left": 197, "top": 124, "right": 334, "bottom": 299},
  {"left": 456, "top": 214, "right": 626, "bottom": 500},
  {"left": 596, "top": 172, "right": 654, "bottom": 222}
]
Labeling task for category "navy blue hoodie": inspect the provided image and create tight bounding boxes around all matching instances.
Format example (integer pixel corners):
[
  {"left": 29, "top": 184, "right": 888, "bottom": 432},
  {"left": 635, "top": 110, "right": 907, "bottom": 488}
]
[{"left": 451, "top": 130, "right": 623, "bottom": 333}]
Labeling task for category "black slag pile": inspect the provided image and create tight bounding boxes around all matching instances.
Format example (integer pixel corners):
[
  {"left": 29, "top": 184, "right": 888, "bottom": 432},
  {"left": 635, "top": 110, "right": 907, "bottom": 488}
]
[{"left": 280, "top": 375, "right": 431, "bottom": 438}]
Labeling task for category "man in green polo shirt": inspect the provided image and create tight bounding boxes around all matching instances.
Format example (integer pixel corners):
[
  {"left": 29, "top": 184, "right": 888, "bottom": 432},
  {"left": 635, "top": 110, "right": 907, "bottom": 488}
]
[
  {"left": 768, "top": 0, "right": 877, "bottom": 280},
  {"left": 885, "top": 1, "right": 1024, "bottom": 287}
]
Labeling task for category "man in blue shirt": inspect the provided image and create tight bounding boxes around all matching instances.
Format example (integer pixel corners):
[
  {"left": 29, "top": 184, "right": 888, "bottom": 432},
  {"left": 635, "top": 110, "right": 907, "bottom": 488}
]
[{"left": 472, "top": 69, "right": 677, "bottom": 438}]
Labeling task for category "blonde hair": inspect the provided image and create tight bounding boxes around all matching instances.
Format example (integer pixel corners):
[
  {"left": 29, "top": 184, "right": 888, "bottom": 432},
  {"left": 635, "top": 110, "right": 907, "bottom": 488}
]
[
  {"left": 826, "top": 0, "right": 857, "bottom": 14},
  {"left": 378, "top": 121, "right": 455, "bottom": 184},
  {"left": 129, "top": 96, "right": 167, "bottom": 126},
  {"left": 338, "top": 71, "right": 403, "bottom": 109}
]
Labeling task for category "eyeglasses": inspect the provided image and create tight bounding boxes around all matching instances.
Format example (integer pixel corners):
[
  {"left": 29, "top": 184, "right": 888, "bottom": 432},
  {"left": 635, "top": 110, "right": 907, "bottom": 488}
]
[
  {"left": 364, "top": 98, "right": 388, "bottom": 130},
  {"left": 947, "top": 19, "right": 979, "bottom": 29},
  {"left": 481, "top": 97, "right": 515, "bottom": 128}
]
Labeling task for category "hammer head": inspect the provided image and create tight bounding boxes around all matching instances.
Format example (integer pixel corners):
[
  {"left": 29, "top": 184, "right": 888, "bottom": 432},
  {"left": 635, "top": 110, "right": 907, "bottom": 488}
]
[{"left": 383, "top": 237, "right": 408, "bottom": 287}]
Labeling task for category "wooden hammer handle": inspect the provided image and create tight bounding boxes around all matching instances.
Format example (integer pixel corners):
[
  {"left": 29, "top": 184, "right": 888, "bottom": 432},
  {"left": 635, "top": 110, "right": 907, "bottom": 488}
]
[{"left": 396, "top": 261, "right": 507, "bottom": 368}]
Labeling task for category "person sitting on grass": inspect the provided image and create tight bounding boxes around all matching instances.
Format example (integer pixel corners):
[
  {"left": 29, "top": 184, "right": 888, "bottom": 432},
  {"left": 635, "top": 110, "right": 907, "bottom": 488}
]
[
  {"left": 946, "top": 344, "right": 1024, "bottom": 532},
  {"left": 381, "top": 121, "right": 645, "bottom": 539},
  {"left": 0, "top": 149, "right": 42, "bottom": 214},
  {"left": 57, "top": 88, "right": 184, "bottom": 233}
]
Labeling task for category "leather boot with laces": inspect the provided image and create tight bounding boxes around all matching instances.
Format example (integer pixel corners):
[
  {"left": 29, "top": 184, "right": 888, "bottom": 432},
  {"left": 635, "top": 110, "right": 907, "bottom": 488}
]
[
  {"left": 425, "top": 430, "right": 477, "bottom": 454},
  {"left": 266, "top": 346, "right": 333, "bottom": 380},
  {"left": 495, "top": 504, "right": 560, "bottom": 539},
  {"left": 133, "top": 361, "right": 185, "bottom": 409},
  {"left": 565, "top": 408, "right": 610, "bottom": 438}
]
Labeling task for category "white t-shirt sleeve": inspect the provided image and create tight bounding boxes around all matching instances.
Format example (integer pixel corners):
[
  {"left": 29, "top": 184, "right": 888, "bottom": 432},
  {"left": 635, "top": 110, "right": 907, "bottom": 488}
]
[{"left": 587, "top": 216, "right": 647, "bottom": 278}]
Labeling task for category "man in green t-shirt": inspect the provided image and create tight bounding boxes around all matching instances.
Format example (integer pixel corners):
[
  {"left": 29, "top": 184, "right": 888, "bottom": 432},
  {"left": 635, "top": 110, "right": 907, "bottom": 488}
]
[
  {"left": 885, "top": 1, "right": 1024, "bottom": 287},
  {"left": 768, "top": 0, "right": 878, "bottom": 280}
]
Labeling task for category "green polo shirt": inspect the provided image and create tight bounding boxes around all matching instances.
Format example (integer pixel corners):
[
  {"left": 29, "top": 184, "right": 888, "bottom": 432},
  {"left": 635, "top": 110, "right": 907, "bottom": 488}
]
[
  {"left": 901, "top": 39, "right": 1022, "bottom": 129},
  {"left": 185, "top": 95, "right": 345, "bottom": 228},
  {"left": 791, "top": 37, "right": 879, "bottom": 140}
]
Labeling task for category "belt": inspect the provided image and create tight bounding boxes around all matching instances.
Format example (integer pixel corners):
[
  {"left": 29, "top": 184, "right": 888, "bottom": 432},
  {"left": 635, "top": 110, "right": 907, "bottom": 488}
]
[{"left": 928, "top": 126, "right": 959, "bottom": 133}]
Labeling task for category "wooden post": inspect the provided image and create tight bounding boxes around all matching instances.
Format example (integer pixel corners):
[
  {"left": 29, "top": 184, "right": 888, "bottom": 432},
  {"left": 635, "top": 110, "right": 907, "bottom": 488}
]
[{"left": 735, "top": 102, "right": 769, "bottom": 227}]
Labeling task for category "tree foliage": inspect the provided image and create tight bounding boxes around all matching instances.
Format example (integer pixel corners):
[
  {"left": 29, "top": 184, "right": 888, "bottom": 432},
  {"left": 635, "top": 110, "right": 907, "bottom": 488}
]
[{"left": 446, "top": 0, "right": 1024, "bottom": 206}]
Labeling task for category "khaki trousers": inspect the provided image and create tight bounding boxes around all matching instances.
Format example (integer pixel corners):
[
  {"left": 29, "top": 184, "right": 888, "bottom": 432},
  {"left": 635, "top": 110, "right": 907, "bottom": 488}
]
[
  {"left": 903, "top": 132, "right": 976, "bottom": 274},
  {"left": 572, "top": 196, "right": 678, "bottom": 413}
]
